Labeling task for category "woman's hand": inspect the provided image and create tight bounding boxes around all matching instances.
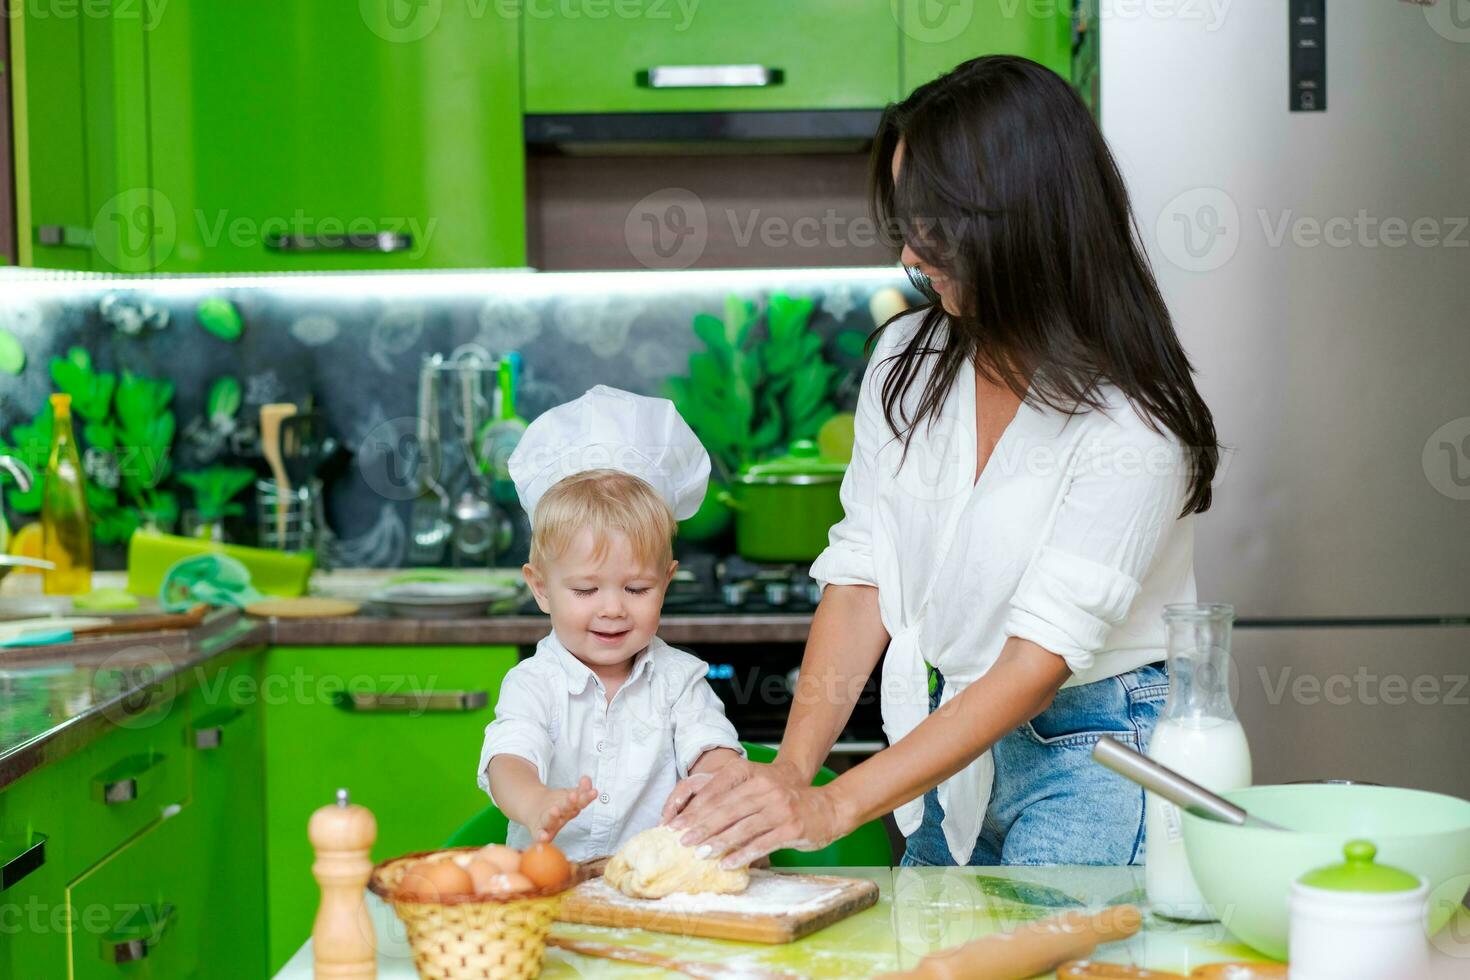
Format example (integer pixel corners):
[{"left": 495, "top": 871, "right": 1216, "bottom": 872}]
[
  {"left": 531, "top": 776, "right": 598, "bottom": 842},
  {"left": 664, "top": 757, "right": 853, "bottom": 869}
]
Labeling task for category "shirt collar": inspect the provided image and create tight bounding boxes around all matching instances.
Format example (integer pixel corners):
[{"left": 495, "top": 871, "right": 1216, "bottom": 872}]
[{"left": 543, "top": 630, "right": 663, "bottom": 694}]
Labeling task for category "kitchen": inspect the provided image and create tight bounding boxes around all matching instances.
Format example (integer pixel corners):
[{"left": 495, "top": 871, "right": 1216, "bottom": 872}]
[{"left": 1, "top": 2, "right": 1468, "bottom": 978}]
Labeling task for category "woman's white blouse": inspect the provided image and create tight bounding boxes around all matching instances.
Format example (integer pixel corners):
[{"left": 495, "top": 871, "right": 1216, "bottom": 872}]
[
  {"left": 810, "top": 311, "right": 1197, "bottom": 863},
  {"left": 478, "top": 632, "right": 743, "bottom": 861}
]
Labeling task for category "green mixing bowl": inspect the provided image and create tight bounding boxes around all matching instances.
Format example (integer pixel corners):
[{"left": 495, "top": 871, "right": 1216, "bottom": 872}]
[{"left": 1181, "top": 784, "right": 1470, "bottom": 961}]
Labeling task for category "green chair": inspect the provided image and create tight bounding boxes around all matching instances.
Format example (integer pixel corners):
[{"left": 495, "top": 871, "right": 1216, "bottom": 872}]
[{"left": 445, "top": 742, "right": 893, "bottom": 867}]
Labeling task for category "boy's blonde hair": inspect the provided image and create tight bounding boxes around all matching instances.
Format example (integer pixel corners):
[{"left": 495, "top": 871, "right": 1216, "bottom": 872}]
[{"left": 528, "top": 469, "right": 675, "bottom": 572}]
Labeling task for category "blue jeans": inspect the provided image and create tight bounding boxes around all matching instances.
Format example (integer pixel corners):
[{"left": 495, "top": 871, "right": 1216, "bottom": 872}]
[{"left": 900, "top": 663, "right": 1168, "bottom": 867}]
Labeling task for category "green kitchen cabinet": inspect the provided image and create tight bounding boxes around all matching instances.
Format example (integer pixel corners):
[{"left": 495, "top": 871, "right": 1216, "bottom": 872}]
[
  {"left": 524, "top": 0, "right": 900, "bottom": 113},
  {"left": 12, "top": 0, "right": 154, "bottom": 271},
  {"left": 0, "top": 761, "right": 68, "bottom": 977},
  {"left": 67, "top": 804, "right": 205, "bottom": 980},
  {"left": 262, "top": 644, "right": 519, "bottom": 972},
  {"left": 185, "top": 651, "right": 269, "bottom": 979},
  {"left": 897, "top": 0, "right": 1074, "bottom": 95},
  {"left": 143, "top": 2, "right": 526, "bottom": 272}
]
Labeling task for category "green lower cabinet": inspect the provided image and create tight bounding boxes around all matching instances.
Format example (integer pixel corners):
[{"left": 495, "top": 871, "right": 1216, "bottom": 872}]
[
  {"left": 0, "top": 762, "right": 68, "bottom": 977},
  {"left": 897, "top": 0, "right": 1073, "bottom": 94},
  {"left": 68, "top": 804, "right": 204, "bottom": 980},
  {"left": 263, "top": 645, "right": 518, "bottom": 973},
  {"left": 186, "top": 651, "right": 269, "bottom": 979}
]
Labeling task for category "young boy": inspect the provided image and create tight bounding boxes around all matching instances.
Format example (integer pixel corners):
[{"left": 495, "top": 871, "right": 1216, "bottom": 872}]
[{"left": 477, "top": 386, "right": 744, "bottom": 861}]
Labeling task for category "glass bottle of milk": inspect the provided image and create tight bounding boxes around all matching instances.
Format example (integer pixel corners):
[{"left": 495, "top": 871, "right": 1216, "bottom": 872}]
[{"left": 1145, "top": 603, "right": 1252, "bottom": 921}]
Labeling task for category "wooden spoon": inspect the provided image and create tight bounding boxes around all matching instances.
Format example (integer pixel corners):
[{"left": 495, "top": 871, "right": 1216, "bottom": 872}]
[{"left": 259, "top": 403, "right": 297, "bottom": 547}]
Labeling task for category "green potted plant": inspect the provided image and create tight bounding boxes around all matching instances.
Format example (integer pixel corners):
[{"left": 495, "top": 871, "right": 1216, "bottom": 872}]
[{"left": 177, "top": 466, "right": 256, "bottom": 541}]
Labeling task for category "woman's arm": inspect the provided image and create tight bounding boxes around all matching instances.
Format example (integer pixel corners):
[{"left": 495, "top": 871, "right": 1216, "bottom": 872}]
[
  {"left": 672, "top": 636, "right": 1070, "bottom": 868},
  {"left": 777, "top": 583, "right": 890, "bottom": 780},
  {"left": 659, "top": 584, "right": 889, "bottom": 822}
]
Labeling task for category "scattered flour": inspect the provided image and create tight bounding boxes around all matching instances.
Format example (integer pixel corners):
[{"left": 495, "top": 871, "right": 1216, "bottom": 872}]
[{"left": 577, "top": 872, "right": 846, "bottom": 916}]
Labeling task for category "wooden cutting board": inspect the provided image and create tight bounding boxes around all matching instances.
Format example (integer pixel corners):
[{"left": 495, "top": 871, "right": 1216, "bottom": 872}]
[{"left": 557, "top": 865, "right": 880, "bottom": 945}]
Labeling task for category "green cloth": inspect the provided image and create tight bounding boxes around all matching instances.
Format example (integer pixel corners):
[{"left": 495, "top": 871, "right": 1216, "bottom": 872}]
[{"left": 160, "top": 554, "right": 265, "bottom": 612}]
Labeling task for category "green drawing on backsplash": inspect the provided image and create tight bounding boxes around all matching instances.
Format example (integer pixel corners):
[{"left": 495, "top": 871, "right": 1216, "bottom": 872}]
[
  {"left": 196, "top": 296, "right": 244, "bottom": 342},
  {"left": 666, "top": 293, "right": 846, "bottom": 480},
  {"left": 0, "top": 348, "right": 249, "bottom": 545},
  {"left": 0, "top": 329, "right": 25, "bottom": 375}
]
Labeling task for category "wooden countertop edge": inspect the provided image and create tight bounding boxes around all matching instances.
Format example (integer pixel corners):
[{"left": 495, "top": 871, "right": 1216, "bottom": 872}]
[{"left": 0, "top": 610, "right": 813, "bottom": 790}]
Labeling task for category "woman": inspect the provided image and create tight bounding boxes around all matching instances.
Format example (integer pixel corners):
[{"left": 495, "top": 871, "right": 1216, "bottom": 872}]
[{"left": 664, "top": 56, "right": 1219, "bottom": 868}]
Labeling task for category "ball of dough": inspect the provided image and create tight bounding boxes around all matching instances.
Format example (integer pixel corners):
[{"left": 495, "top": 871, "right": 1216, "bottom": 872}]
[{"left": 604, "top": 826, "right": 750, "bottom": 899}]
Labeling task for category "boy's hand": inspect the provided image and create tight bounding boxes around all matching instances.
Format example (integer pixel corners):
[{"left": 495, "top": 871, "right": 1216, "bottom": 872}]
[{"left": 533, "top": 776, "right": 598, "bottom": 842}]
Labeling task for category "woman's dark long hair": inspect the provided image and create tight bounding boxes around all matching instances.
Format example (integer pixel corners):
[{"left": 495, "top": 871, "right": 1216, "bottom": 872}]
[{"left": 870, "top": 55, "right": 1219, "bottom": 515}]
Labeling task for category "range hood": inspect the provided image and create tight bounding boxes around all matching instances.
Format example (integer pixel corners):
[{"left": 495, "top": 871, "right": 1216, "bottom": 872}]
[{"left": 524, "top": 109, "right": 883, "bottom": 155}]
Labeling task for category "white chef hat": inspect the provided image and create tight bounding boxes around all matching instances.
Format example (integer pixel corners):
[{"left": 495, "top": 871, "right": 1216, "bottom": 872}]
[{"left": 508, "top": 385, "right": 711, "bottom": 523}]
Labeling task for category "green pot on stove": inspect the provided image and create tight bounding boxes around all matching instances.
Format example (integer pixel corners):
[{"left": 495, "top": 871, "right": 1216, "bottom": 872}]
[{"left": 720, "top": 440, "right": 847, "bottom": 563}]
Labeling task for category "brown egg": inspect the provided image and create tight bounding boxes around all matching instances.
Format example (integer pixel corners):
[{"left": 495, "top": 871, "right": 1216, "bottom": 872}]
[
  {"left": 465, "top": 857, "right": 500, "bottom": 894},
  {"left": 519, "top": 842, "right": 572, "bottom": 890},
  {"left": 398, "top": 859, "right": 474, "bottom": 902},
  {"left": 483, "top": 871, "right": 535, "bottom": 896},
  {"left": 476, "top": 844, "right": 522, "bottom": 874}
]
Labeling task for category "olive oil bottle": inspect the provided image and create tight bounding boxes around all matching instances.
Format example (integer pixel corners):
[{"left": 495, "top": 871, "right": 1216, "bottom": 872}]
[{"left": 41, "top": 393, "right": 93, "bottom": 595}]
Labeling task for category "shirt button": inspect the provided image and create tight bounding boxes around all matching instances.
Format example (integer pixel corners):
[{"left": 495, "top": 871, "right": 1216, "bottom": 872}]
[
  {"left": 596, "top": 740, "right": 606, "bottom": 752},
  {"left": 599, "top": 792, "right": 610, "bottom": 804}
]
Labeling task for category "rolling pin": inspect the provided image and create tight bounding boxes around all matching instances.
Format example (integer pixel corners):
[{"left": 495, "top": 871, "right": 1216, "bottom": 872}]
[{"left": 876, "top": 905, "right": 1143, "bottom": 980}]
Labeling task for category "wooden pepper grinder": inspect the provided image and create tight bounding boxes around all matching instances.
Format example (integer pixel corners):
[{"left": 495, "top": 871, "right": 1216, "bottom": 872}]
[{"left": 309, "top": 788, "right": 377, "bottom": 979}]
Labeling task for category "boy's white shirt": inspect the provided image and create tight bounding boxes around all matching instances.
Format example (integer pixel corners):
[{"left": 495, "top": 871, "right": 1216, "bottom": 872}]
[{"left": 478, "top": 631, "right": 744, "bottom": 862}]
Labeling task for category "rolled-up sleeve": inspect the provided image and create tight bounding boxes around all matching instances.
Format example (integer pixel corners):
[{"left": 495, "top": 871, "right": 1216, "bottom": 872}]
[
  {"left": 810, "top": 333, "right": 896, "bottom": 592},
  {"left": 669, "top": 667, "right": 744, "bottom": 778},
  {"left": 477, "top": 666, "right": 556, "bottom": 802},
  {"left": 1005, "top": 420, "right": 1190, "bottom": 673}
]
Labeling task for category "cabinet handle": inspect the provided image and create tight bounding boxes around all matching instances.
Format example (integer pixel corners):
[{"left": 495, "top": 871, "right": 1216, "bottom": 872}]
[
  {"left": 92, "top": 753, "right": 167, "bottom": 806},
  {"left": 100, "top": 903, "right": 174, "bottom": 964},
  {"left": 35, "top": 225, "right": 95, "bottom": 249},
  {"left": 265, "top": 231, "right": 413, "bottom": 254},
  {"left": 189, "top": 708, "right": 246, "bottom": 750},
  {"left": 0, "top": 833, "right": 46, "bottom": 892},
  {"left": 637, "top": 65, "right": 785, "bottom": 89},
  {"left": 337, "top": 691, "right": 488, "bottom": 713}
]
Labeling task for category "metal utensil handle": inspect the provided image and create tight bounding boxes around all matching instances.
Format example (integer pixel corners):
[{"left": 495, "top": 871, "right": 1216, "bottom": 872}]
[
  {"left": 1092, "top": 736, "right": 1280, "bottom": 829},
  {"left": 638, "top": 65, "right": 784, "bottom": 89},
  {"left": 101, "top": 903, "right": 175, "bottom": 964},
  {"left": 265, "top": 232, "right": 412, "bottom": 253},
  {"left": 338, "top": 691, "right": 489, "bottom": 713},
  {"left": 0, "top": 834, "right": 46, "bottom": 892}
]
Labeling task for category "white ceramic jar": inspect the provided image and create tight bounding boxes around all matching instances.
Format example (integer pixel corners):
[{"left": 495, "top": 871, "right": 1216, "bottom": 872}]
[{"left": 1289, "top": 841, "right": 1430, "bottom": 980}]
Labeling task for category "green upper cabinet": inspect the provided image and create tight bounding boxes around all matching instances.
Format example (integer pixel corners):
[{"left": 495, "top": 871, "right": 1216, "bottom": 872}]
[
  {"left": 897, "top": 0, "right": 1073, "bottom": 95},
  {"left": 16, "top": 2, "right": 219, "bottom": 273},
  {"left": 524, "top": 0, "right": 900, "bottom": 113},
  {"left": 139, "top": 1, "right": 525, "bottom": 273}
]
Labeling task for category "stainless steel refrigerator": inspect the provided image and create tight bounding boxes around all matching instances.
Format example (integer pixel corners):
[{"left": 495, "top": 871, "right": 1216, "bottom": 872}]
[{"left": 1099, "top": 0, "right": 1470, "bottom": 796}]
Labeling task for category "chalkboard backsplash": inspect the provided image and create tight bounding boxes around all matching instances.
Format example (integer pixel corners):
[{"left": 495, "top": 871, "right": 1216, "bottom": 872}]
[{"left": 0, "top": 268, "right": 913, "bottom": 570}]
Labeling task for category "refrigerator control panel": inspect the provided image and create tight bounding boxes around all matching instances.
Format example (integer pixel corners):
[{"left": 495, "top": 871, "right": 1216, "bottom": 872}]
[{"left": 1290, "top": 0, "right": 1327, "bottom": 112}]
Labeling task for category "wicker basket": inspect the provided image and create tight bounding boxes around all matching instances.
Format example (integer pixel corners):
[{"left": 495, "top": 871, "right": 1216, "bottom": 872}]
[{"left": 369, "top": 847, "right": 585, "bottom": 980}]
